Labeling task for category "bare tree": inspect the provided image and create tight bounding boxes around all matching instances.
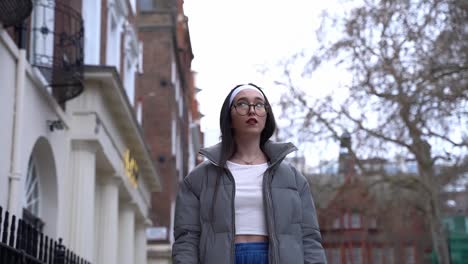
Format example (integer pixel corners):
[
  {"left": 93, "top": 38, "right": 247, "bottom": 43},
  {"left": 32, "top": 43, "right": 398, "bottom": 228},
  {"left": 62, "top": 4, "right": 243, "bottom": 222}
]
[{"left": 274, "top": 0, "right": 468, "bottom": 263}]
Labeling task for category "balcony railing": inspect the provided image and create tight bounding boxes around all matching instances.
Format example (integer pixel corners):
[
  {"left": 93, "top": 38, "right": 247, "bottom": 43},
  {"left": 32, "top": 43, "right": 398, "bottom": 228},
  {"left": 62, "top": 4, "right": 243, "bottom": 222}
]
[
  {"left": 0, "top": 206, "right": 91, "bottom": 264},
  {"left": 30, "top": 0, "right": 84, "bottom": 106}
]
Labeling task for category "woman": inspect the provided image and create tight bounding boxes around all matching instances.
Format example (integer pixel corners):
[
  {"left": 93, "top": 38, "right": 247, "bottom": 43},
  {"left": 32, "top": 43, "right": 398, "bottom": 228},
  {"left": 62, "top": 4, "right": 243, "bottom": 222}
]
[{"left": 172, "top": 83, "right": 326, "bottom": 264}]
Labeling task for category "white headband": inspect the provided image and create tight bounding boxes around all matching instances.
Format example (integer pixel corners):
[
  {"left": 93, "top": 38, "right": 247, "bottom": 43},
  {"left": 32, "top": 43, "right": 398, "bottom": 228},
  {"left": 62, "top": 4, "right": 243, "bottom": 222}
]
[{"left": 229, "top": 84, "right": 264, "bottom": 106}]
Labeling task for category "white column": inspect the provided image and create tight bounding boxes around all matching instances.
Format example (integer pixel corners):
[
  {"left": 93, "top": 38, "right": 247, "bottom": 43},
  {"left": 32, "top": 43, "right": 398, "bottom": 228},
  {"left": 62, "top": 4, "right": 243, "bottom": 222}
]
[
  {"left": 95, "top": 176, "right": 120, "bottom": 264},
  {"left": 135, "top": 222, "right": 148, "bottom": 264},
  {"left": 68, "top": 140, "right": 99, "bottom": 261},
  {"left": 118, "top": 203, "right": 135, "bottom": 264}
]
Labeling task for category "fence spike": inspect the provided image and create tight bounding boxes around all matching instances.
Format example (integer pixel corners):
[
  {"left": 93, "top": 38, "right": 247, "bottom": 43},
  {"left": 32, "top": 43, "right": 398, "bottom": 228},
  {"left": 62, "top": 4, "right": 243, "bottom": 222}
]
[
  {"left": 29, "top": 223, "right": 35, "bottom": 254},
  {"left": 0, "top": 208, "right": 92, "bottom": 264},
  {"left": 45, "top": 235, "right": 49, "bottom": 263},
  {"left": 0, "top": 206, "right": 3, "bottom": 239},
  {"left": 15, "top": 219, "right": 22, "bottom": 250},
  {"left": 1, "top": 210, "right": 9, "bottom": 244},
  {"left": 49, "top": 237, "right": 54, "bottom": 264},
  {"left": 33, "top": 227, "right": 38, "bottom": 258},
  {"left": 21, "top": 220, "right": 26, "bottom": 251},
  {"left": 8, "top": 214, "right": 16, "bottom": 247},
  {"left": 66, "top": 248, "right": 70, "bottom": 264},
  {"left": 39, "top": 232, "right": 44, "bottom": 261}
]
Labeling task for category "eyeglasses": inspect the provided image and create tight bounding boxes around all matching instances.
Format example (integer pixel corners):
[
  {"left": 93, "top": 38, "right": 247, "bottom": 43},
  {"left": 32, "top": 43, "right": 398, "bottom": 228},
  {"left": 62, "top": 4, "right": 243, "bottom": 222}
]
[{"left": 232, "top": 101, "right": 268, "bottom": 117}]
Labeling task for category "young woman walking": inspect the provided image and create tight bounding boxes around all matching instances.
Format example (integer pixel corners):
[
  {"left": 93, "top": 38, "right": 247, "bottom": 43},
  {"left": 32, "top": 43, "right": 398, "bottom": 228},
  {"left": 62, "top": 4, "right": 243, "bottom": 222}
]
[{"left": 172, "top": 83, "right": 326, "bottom": 264}]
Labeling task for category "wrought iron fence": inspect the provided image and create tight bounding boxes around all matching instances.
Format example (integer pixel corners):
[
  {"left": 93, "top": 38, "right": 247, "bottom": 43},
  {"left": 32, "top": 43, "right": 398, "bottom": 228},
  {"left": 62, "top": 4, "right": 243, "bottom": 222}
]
[{"left": 0, "top": 206, "right": 91, "bottom": 264}]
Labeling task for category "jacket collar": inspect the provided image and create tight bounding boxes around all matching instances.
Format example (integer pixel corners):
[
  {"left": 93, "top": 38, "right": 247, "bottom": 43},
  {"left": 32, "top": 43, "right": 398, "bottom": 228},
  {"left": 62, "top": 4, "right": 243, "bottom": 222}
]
[{"left": 199, "top": 140, "right": 298, "bottom": 167}]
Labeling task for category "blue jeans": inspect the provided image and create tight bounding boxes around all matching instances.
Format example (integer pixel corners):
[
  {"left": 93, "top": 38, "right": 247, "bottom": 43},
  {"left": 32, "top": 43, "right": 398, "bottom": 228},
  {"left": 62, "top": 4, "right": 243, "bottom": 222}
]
[{"left": 235, "top": 242, "right": 269, "bottom": 264}]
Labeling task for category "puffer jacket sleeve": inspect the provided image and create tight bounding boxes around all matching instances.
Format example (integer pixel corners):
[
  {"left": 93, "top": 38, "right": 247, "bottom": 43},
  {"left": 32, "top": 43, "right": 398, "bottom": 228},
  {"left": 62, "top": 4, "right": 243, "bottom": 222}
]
[
  {"left": 172, "top": 177, "right": 200, "bottom": 264},
  {"left": 294, "top": 166, "right": 327, "bottom": 264}
]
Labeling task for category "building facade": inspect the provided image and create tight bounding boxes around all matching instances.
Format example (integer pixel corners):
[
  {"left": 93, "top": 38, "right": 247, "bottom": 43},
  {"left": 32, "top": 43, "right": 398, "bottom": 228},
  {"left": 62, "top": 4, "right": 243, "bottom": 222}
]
[
  {"left": 305, "top": 133, "right": 433, "bottom": 264},
  {"left": 137, "top": 0, "right": 202, "bottom": 262},
  {"left": 1, "top": 0, "right": 164, "bottom": 263}
]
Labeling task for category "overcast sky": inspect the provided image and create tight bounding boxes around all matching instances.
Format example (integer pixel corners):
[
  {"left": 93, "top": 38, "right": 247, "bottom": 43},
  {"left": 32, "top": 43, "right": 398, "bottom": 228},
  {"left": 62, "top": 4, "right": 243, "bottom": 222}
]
[{"left": 184, "top": 0, "right": 348, "bottom": 166}]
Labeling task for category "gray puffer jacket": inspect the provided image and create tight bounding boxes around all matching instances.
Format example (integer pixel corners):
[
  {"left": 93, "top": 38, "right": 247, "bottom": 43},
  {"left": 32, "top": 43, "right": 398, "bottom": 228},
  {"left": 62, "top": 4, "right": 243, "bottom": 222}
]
[{"left": 172, "top": 141, "right": 327, "bottom": 264}]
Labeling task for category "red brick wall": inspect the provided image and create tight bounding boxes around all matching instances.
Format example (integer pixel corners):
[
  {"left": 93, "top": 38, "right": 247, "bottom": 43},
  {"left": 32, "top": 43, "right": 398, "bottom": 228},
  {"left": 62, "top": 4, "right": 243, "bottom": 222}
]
[
  {"left": 318, "top": 180, "right": 432, "bottom": 263},
  {"left": 137, "top": 0, "right": 198, "bottom": 242},
  {"left": 137, "top": 24, "right": 178, "bottom": 241}
]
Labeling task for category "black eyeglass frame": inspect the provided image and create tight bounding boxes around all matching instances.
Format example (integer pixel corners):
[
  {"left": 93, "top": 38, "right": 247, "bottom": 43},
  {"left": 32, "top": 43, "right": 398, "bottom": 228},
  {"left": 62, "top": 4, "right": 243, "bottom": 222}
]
[{"left": 232, "top": 102, "right": 269, "bottom": 117}]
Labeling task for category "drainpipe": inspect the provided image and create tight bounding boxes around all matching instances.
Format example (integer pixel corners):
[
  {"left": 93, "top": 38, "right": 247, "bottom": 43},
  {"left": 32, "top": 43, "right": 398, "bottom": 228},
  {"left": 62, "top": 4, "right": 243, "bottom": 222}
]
[{"left": 8, "top": 49, "right": 26, "bottom": 216}]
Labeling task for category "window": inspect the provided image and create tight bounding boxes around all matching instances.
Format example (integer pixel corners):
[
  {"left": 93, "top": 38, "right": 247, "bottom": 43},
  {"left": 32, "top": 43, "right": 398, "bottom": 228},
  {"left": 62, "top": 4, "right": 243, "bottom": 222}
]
[
  {"left": 124, "top": 58, "right": 136, "bottom": 105},
  {"left": 329, "top": 248, "right": 341, "bottom": 264},
  {"left": 136, "top": 98, "right": 143, "bottom": 124},
  {"left": 345, "top": 248, "right": 352, "bottom": 263},
  {"left": 343, "top": 212, "right": 350, "bottom": 229},
  {"left": 372, "top": 248, "right": 382, "bottom": 264},
  {"left": 352, "top": 247, "right": 362, "bottom": 264},
  {"left": 106, "top": 10, "right": 121, "bottom": 71},
  {"left": 405, "top": 246, "right": 415, "bottom": 264},
  {"left": 465, "top": 217, "right": 468, "bottom": 233},
  {"left": 129, "top": 0, "right": 136, "bottom": 13},
  {"left": 171, "top": 115, "right": 176, "bottom": 155},
  {"left": 140, "top": 0, "right": 155, "bottom": 11},
  {"left": 23, "top": 156, "right": 44, "bottom": 231},
  {"left": 332, "top": 217, "right": 340, "bottom": 229},
  {"left": 138, "top": 42, "right": 144, "bottom": 74},
  {"left": 30, "top": 0, "right": 56, "bottom": 91},
  {"left": 384, "top": 247, "right": 394, "bottom": 264},
  {"left": 139, "top": 0, "right": 171, "bottom": 11},
  {"left": 351, "top": 213, "right": 361, "bottom": 228}
]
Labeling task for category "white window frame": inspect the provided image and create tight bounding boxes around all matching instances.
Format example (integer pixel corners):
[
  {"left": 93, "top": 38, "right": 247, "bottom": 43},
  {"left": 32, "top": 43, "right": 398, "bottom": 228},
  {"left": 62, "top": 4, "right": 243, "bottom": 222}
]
[
  {"left": 106, "top": 4, "right": 122, "bottom": 71},
  {"left": 24, "top": 156, "right": 40, "bottom": 217},
  {"left": 171, "top": 115, "right": 176, "bottom": 156},
  {"left": 351, "top": 212, "right": 361, "bottom": 228}
]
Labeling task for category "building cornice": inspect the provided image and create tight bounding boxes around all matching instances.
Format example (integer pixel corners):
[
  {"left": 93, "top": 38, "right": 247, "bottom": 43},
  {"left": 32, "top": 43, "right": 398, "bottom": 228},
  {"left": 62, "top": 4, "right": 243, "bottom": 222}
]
[{"left": 83, "top": 65, "right": 162, "bottom": 193}]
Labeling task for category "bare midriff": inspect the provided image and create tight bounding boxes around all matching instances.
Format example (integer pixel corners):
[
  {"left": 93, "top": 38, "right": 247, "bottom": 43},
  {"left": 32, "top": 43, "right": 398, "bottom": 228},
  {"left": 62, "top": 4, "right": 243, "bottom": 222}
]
[{"left": 235, "top": 235, "right": 269, "bottom": 243}]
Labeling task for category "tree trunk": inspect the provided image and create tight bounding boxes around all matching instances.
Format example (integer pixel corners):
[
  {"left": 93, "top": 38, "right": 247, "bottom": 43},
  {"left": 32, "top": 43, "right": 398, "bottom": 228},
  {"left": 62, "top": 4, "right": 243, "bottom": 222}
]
[{"left": 429, "top": 187, "right": 451, "bottom": 264}]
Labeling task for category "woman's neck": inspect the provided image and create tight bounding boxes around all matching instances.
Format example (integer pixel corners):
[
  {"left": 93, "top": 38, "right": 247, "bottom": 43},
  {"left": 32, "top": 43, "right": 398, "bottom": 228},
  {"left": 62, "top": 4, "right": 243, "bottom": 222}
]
[{"left": 231, "top": 137, "right": 266, "bottom": 164}]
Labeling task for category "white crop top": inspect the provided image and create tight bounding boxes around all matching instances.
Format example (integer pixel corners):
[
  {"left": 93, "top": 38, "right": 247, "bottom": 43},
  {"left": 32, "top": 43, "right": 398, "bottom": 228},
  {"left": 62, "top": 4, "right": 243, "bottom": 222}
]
[{"left": 226, "top": 161, "right": 268, "bottom": 236}]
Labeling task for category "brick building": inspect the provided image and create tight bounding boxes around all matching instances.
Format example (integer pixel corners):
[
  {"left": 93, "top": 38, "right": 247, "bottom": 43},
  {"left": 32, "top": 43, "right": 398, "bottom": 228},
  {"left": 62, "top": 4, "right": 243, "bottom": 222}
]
[
  {"left": 306, "top": 133, "right": 433, "bottom": 264},
  {"left": 136, "top": 0, "right": 202, "bottom": 262},
  {"left": 1, "top": 0, "right": 164, "bottom": 263}
]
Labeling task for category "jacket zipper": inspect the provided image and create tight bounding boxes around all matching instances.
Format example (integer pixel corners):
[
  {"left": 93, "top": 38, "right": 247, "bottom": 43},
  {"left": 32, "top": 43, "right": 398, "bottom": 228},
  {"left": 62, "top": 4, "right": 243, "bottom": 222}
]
[
  {"left": 225, "top": 168, "right": 236, "bottom": 264},
  {"left": 264, "top": 167, "right": 279, "bottom": 264}
]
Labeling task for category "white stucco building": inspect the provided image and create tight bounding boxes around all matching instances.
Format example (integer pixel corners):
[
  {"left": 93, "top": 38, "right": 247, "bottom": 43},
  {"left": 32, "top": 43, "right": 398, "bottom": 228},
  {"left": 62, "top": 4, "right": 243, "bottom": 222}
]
[{"left": 0, "top": 0, "right": 161, "bottom": 263}]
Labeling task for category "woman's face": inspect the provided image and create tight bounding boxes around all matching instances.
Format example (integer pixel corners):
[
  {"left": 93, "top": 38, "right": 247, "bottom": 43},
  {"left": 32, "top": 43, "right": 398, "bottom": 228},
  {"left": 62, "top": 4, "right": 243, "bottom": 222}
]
[{"left": 230, "top": 89, "right": 267, "bottom": 137}]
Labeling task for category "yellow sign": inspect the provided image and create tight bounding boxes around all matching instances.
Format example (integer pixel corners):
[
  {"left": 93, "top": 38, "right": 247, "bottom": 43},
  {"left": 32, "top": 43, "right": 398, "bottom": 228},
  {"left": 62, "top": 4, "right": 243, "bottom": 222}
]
[{"left": 124, "top": 149, "right": 139, "bottom": 188}]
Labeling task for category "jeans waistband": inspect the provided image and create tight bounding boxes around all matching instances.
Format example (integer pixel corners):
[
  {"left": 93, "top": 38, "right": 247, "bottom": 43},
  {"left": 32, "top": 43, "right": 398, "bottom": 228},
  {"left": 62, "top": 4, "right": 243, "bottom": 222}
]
[{"left": 235, "top": 242, "right": 269, "bottom": 252}]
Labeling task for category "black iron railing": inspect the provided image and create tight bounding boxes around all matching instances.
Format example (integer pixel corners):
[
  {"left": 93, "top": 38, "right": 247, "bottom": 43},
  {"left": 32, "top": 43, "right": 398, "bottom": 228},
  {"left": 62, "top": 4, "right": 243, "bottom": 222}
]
[
  {"left": 0, "top": 206, "right": 91, "bottom": 264},
  {"left": 30, "top": 0, "right": 84, "bottom": 106}
]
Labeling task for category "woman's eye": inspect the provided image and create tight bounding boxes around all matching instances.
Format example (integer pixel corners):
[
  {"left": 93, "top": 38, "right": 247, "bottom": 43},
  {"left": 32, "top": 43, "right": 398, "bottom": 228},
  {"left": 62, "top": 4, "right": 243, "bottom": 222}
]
[{"left": 237, "top": 102, "right": 248, "bottom": 107}]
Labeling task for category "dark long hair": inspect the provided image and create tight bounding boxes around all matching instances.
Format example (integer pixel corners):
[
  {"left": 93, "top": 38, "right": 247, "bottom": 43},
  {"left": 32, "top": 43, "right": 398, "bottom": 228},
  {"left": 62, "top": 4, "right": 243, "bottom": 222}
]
[{"left": 210, "top": 83, "right": 277, "bottom": 222}]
